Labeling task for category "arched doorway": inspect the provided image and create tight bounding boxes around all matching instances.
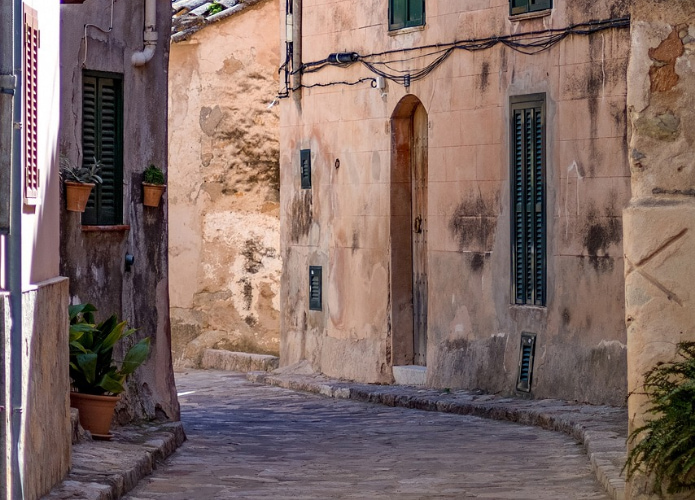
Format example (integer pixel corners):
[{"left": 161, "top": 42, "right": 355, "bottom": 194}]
[{"left": 390, "top": 96, "right": 428, "bottom": 369}]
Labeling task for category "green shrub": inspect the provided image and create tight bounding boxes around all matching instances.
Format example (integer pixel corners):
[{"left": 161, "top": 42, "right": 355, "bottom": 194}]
[{"left": 625, "top": 341, "right": 695, "bottom": 496}]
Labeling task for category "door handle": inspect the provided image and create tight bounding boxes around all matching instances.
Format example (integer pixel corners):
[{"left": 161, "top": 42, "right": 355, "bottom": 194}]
[{"left": 414, "top": 215, "right": 423, "bottom": 234}]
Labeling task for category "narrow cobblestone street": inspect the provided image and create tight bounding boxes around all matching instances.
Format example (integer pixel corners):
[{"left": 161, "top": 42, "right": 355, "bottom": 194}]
[{"left": 125, "top": 370, "right": 608, "bottom": 499}]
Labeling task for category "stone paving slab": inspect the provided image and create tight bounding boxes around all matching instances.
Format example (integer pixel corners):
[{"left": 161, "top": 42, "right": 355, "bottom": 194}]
[
  {"left": 201, "top": 349, "right": 279, "bottom": 372},
  {"left": 44, "top": 421, "right": 186, "bottom": 500},
  {"left": 127, "top": 370, "right": 612, "bottom": 499},
  {"left": 247, "top": 370, "right": 628, "bottom": 500}
]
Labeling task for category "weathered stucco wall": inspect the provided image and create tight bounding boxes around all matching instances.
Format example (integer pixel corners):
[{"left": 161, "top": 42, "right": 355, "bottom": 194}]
[
  {"left": 168, "top": 0, "right": 281, "bottom": 368},
  {"left": 281, "top": 0, "right": 630, "bottom": 405},
  {"left": 625, "top": 1, "right": 695, "bottom": 496},
  {"left": 59, "top": 0, "right": 179, "bottom": 422},
  {"left": 2, "top": 278, "right": 71, "bottom": 500}
]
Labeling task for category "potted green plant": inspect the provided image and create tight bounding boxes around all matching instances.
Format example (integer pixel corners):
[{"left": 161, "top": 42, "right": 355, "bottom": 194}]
[
  {"left": 69, "top": 303, "right": 150, "bottom": 438},
  {"left": 60, "top": 155, "right": 103, "bottom": 212},
  {"left": 142, "top": 164, "right": 166, "bottom": 207}
]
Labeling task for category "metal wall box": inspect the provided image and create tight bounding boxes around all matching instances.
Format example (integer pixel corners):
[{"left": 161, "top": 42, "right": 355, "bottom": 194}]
[
  {"left": 300, "top": 149, "right": 311, "bottom": 189},
  {"left": 516, "top": 332, "right": 537, "bottom": 392},
  {"left": 309, "top": 266, "right": 322, "bottom": 311}
]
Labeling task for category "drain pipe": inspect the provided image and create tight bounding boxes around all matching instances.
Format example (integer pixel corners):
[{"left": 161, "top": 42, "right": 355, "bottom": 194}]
[
  {"left": 131, "top": 0, "right": 157, "bottom": 66},
  {"left": 7, "top": 0, "right": 23, "bottom": 496},
  {"left": 292, "top": 0, "right": 302, "bottom": 101}
]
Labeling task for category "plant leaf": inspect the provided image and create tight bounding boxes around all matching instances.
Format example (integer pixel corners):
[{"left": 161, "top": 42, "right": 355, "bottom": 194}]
[
  {"left": 76, "top": 352, "right": 98, "bottom": 384},
  {"left": 119, "top": 338, "right": 150, "bottom": 376},
  {"left": 97, "top": 371, "right": 125, "bottom": 395}
]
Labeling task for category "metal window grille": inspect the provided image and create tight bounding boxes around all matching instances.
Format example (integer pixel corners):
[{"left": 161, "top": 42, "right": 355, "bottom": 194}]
[
  {"left": 516, "top": 332, "right": 537, "bottom": 392},
  {"left": 23, "top": 6, "right": 39, "bottom": 199},
  {"left": 309, "top": 266, "right": 322, "bottom": 311}
]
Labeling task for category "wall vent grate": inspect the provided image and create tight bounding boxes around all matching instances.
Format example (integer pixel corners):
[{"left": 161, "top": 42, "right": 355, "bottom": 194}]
[
  {"left": 516, "top": 332, "right": 537, "bottom": 392},
  {"left": 309, "top": 266, "right": 322, "bottom": 311},
  {"left": 300, "top": 149, "right": 312, "bottom": 189}
]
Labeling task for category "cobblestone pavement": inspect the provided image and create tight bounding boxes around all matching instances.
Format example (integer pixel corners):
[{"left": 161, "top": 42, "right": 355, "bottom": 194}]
[{"left": 126, "top": 370, "right": 608, "bottom": 500}]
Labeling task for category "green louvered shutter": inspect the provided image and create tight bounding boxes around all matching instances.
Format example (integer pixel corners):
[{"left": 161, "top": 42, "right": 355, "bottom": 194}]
[
  {"left": 529, "top": 0, "right": 551, "bottom": 12},
  {"left": 407, "top": 0, "right": 424, "bottom": 27},
  {"left": 82, "top": 73, "right": 123, "bottom": 226},
  {"left": 511, "top": 95, "right": 546, "bottom": 306},
  {"left": 510, "top": 0, "right": 529, "bottom": 15},
  {"left": 389, "top": 0, "right": 407, "bottom": 30}
]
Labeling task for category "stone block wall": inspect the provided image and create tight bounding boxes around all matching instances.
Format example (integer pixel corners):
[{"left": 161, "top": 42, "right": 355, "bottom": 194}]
[{"left": 168, "top": 0, "right": 281, "bottom": 368}]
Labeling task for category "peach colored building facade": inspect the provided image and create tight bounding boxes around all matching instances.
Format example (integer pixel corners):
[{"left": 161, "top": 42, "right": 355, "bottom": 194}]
[{"left": 280, "top": 0, "right": 631, "bottom": 405}]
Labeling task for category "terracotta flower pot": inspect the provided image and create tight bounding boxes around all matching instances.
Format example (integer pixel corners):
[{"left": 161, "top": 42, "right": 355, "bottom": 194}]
[
  {"left": 65, "top": 181, "right": 94, "bottom": 212},
  {"left": 142, "top": 182, "right": 165, "bottom": 207},
  {"left": 70, "top": 392, "right": 119, "bottom": 438}
]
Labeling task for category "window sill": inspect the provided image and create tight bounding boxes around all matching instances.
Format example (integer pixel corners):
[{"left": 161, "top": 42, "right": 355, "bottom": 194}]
[
  {"left": 388, "top": 25, "right": 425, "bottom": 37},
  {"left": 81, "top": 225, "right": 130, "bottom": 232},
  {"left": 508, "top": 10, "right": 551, "bottom": 22}
]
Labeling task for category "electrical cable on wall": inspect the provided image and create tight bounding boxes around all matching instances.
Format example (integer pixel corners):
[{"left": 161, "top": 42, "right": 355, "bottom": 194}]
[{"left": 278, "top": 16, "right": 630, "bottom": 97}]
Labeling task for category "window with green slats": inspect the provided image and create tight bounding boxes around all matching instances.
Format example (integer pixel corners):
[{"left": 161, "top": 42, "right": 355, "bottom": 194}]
[
  {"left": 389, "top": 0, "right": 425, "bottom": 31},
  {"left": 82, "top": 71, "right": 123, "bottom": 226},
  {"left": 510, "top": 94, "right": 546, "bottom": 306},
  {"left": 510, "top": 0, "right": 551, "bottom": 16}
]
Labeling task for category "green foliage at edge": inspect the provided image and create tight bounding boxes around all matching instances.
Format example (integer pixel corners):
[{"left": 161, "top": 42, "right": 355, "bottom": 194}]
[
  {"left": 143, "top": 164, "right": 165, "bottom": 185},
  {"left": 624, "top": 341, "right": 695, "bottom": 496},
  {"left": 69, "top": 303, "right": 151, "bottom": 396},
  {"left": 208, "top": 1, "right": 224, "bottom": 15}
]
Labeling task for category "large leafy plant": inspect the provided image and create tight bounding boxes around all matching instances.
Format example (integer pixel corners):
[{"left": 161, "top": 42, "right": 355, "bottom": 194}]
[
  {"left": 625, "top": 341, "right": 695, "bottom": 496},
  {"left": 69, "top": 303, "right": 150, "bottom": 396}
]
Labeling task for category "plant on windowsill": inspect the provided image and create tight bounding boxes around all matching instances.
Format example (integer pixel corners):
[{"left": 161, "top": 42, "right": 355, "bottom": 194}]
[
  {"left": 60, "top": 155, "right": 103, "bottom": 212},
  {"left": 142, "top": 164, "right": 166, "bottom": 207},
  {"left": 624, "top": 341, "right": 695, "bottom": 497},
  {"left": 69, "top": 303, "right": 150, "bottom": 439}
]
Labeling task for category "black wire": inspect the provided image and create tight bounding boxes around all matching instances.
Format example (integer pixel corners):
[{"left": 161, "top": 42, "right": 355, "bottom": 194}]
[{"left": 277, "top": 16, "right": 630, "bottom": 96}]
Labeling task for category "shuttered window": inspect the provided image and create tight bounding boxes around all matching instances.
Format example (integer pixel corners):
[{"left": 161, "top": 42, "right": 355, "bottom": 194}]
[
  {"left": 510, "top": 0, "right": 551, "bottom": 16},
  {"left": 389, "top": 0, "right": 425, "bottom": 31},
  {"left": 511, "top": 95, "right": 546, "bottom": 306},
  {"left": 23, "top": 6, "right": 39, "bottom": 200},
  {"left": 300, "top": 149, "right": 311, "bottom": 189},
  {"left": 82, "top": 72, "right": 123, "bottom": 226}
]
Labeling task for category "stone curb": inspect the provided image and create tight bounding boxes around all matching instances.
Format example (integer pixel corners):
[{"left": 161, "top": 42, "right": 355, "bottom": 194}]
[
  {"left": 201, "top": 349, "right": 279, "bottom": 373},
  {"left": 247, "top": 371, "right": 627, "bottom": 500},
  {"left": 44, "top": 421, "right": 186, "bottom": 500}
]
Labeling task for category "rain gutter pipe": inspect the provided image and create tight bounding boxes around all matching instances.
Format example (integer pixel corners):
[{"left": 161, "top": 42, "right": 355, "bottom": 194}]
[
  {"left": 292, "top": 0, "right": 301, "bottom": 101},
  {"left": 131, "top": 0, "right": 157, "bottom": 66}
]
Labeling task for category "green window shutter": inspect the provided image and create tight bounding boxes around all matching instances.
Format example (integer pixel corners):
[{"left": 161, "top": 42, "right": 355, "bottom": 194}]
[
  {"left": 407, "top": 0, "right": 424, "bottom": 27},
  {"left": 511, "top": 96, "right": 546, "bottom": 306},
  {"left": 510, "top": 0, "right": 529, "bottom": 15},
  {"left": 512, "top": 110, "right": 526, "bottom": 305},
  {"left": 529, "top": 0, "right": 551, "bottom": 12},
  {"left": 389, "top": 0, "right": 406, "bottom": 30},
  {"left": 533, "top": 107, "right": 546, "bottom": 305},
  {"left": 82, "top": 72, "right": 123, "bottom": 226}
]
